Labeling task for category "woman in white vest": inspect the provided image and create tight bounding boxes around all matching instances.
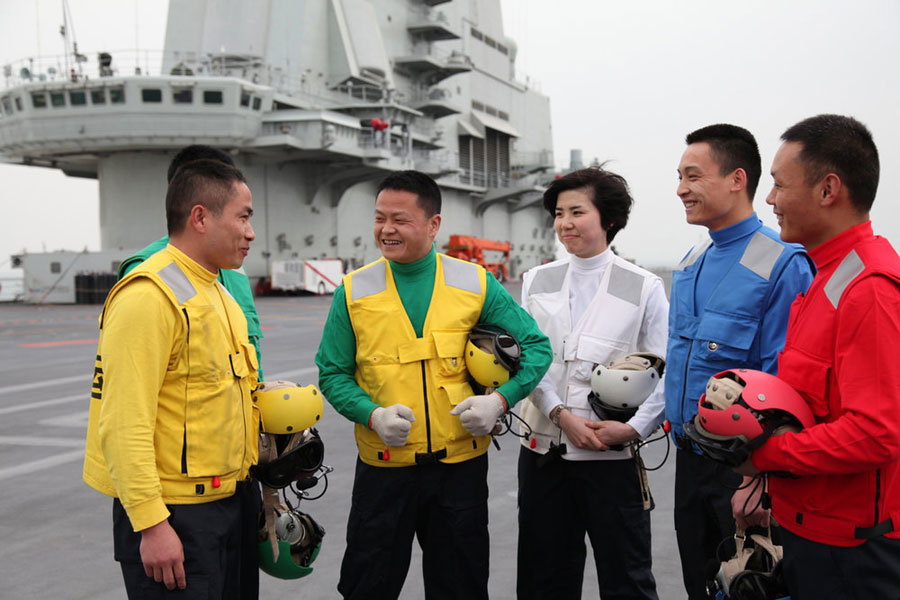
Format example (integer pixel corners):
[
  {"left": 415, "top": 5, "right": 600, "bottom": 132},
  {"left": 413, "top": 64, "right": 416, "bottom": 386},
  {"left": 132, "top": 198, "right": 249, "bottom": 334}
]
[{"left": 516, "top": 167, "right": 669, "bottom": 599}]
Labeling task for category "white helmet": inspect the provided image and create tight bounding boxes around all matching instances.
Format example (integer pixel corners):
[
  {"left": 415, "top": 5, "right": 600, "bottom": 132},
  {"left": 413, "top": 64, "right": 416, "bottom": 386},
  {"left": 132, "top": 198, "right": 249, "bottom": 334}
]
[{"left": 588, "top": 353, "right": 665, "bottom": 422}]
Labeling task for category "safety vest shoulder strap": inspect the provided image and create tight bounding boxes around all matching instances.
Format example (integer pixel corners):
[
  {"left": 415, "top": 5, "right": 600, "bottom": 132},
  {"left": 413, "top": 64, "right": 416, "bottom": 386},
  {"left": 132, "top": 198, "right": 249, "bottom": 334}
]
[
  {"left": 739, "top": 231, "right": 786, "bottom": 281},
  {"left": 824, "top": 242, "right": 900, "bottom": 310},
  {"left": 824, "top": 249, "right": 866, "bottom": 309},
  {"left": 347, "top": 259, "right": 387, "bottom": 301},
  {"left": 607, "top": 260, "right": 647, "bottom": 306},
  {"left": 439, "top": 254, "right": 481, "bottom": 294},
  {"left": 156, "top": 261, "right": 198, "bottom": 305},
  {"left": 677, "top": 238, "right": 712, "bottom": 270},
  {"left": 528, "top": 261, "right": 569, "bottom": 296}
]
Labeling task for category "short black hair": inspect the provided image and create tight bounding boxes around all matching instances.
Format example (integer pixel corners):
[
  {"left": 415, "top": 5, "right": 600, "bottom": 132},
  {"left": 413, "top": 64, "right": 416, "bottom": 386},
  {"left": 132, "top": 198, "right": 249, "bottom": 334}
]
[
  {"left": 376, "top": 170, "right": 442, "bottom": 217},
  {"left": 167, "top": 145, "right": 235, "bottom": 183},
  {"left": 542, "top": 167, "right": 633, "bottom": 244},
  {"left": 781, "top": 114, "right": 880, "bottom": 213},
  {"left": 686, "top": 124, "right": 762, "bottom": 200},
  {"left": 166, "top": 159, "right": 248, "bottom": 235}
]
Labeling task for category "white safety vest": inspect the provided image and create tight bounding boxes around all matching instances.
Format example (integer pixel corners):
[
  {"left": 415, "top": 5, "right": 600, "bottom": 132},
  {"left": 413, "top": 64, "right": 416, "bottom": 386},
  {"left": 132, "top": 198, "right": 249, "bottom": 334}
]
[{"left": 518, "top": 255, "right": 667, "bottom": 461}]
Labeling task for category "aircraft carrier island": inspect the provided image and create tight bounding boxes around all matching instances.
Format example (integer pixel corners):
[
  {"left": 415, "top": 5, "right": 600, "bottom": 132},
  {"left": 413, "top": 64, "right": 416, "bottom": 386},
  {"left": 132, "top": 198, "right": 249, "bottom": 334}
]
[{"left": 0, "top": 0, "right": 558, "bottom": 302}]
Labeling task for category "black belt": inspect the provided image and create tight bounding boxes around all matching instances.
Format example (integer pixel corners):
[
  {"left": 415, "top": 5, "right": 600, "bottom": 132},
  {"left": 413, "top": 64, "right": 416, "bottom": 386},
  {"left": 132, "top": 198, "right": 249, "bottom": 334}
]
[
  {"left": 415, "top": 449, "right": 447, "bottom": 466},
  {"left": 855, "top": 517, "right": 895, "bottom": 540}
]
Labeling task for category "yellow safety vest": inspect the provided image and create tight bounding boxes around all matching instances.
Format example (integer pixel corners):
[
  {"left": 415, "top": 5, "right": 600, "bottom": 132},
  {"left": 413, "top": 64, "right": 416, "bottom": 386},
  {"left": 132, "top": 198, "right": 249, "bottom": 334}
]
[
  {"left": 345, "top": 254, "right": 489, "bottom": 467},
  {"left": 83, "top": 248, "right": 259, "bottom": 526}
]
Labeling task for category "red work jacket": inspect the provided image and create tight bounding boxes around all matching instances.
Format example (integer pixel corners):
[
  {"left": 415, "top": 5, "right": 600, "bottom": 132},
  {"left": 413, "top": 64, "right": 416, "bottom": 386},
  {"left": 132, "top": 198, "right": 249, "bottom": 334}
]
[{"left": 753, "top": 222, "right": 900, "bottom": 546}]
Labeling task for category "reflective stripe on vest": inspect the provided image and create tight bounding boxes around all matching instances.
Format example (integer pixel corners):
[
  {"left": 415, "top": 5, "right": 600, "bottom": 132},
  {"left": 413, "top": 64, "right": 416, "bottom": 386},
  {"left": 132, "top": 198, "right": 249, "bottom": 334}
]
[
  {"left": 351, "top": 261, "right": 387, "bottom": 301},
  {"left": 678, "top": 239, "right": 712, "bottom": 269},
  {"left": 824, "top": 249, "right": 866, "bottom": 309},
  {"left": 157, "top": 262, "right": 197, "bottom": 305},
  {"left": 529, "top": 263, "right": 569, "bottom": 296},
  {"left": 739, "top": 232, "right": 785, "bottom": 281},
  {"left": 608, "top": 263, "right": 644, "bottom": 306},
  {"left": 440, "top": 255, "right": 481, "bottom": 294}
]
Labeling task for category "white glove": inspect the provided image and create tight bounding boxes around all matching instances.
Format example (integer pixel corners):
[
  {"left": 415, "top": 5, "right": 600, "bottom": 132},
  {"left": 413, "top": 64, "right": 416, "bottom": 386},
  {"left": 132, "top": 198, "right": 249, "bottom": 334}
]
[
  {"left": 370, "top": 405, "right": 415, "bottom": 447},
  {"left": 450, "top": 393, "right": 506, "bottom": 436}
]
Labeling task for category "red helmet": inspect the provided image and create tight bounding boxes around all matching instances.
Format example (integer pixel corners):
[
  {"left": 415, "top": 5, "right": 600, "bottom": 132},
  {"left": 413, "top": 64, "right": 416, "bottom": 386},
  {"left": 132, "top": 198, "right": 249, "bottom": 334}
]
[{"left": 684, "top": 369, "right": 815, "bottom": 467}]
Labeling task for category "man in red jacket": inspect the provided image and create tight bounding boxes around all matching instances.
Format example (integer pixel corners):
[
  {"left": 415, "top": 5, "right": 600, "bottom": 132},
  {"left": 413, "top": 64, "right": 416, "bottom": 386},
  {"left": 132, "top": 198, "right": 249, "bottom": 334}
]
[{"left": 740, "top": 114, "right": 900, "bottom": 597}]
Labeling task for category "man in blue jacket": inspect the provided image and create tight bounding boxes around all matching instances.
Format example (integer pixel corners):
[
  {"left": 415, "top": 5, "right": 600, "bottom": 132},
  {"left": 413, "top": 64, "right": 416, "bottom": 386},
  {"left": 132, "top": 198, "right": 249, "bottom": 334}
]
[{"left": 666, "top": 124, "right": 815, "bottom": 599}]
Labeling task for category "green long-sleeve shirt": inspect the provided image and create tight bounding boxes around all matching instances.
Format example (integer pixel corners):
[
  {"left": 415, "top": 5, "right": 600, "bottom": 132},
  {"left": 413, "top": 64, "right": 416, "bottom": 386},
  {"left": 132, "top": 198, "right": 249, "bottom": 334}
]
[
  {"left": 315, "top": 246, "right": 552, "bottom": 425},
  {"left": 118, "top": 236, "right": 264, "bottom": 380}
]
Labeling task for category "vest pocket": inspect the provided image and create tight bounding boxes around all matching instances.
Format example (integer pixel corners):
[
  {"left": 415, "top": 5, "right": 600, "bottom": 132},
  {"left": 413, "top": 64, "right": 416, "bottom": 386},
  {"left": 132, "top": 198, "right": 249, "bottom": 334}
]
[
  {"left": 432, "top": 330, "right": 469, "bottom": 377},
  {"left": 573, "top": 334, "right": 628, "bottom": 382},
  {"left": 694, "top": 311, "right": 758, "bottom": 364},
  {"left": 777, "top": 348, "right": 831, "bottom": 418}
]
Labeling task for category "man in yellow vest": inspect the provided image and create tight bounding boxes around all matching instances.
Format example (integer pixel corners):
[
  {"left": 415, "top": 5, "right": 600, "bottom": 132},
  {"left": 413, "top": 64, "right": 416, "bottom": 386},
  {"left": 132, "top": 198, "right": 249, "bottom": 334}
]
[
  {"left": 316, "top": 170, "right": 552, "bottom": 599},
  {"left": 83, "top": 159, "right": 261, "bottom": 599}
]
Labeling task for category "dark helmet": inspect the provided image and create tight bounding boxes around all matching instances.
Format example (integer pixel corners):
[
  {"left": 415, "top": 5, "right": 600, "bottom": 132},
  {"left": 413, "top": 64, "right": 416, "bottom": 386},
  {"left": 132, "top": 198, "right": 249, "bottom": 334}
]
[
  {"left": 250, "top": 429, "right": 325, "bottom": 489},
  {"left": 588, "top": 353, "right": 665, "bottom": 422},
  {"left": 707, "top": 526, "right": 788, "bottom": 600},
  {"left": 684, "top": 369, "right": 815, "bottom": 467}
]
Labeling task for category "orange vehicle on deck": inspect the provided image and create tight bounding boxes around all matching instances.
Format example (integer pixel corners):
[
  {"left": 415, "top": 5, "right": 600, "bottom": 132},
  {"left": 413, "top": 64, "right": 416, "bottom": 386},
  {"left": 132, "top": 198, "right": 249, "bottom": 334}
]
[{"left": 444, "top": 235, "right": 511, "bottom": 283}]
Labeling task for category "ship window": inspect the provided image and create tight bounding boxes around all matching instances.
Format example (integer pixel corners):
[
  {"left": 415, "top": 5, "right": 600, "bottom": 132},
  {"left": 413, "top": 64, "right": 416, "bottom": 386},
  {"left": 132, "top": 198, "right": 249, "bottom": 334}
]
[
  {"left": 252, "top": 96, "right": 262, "bottom": 110},
  {"left": 50, "top": 262, "right": 61, "bottom": 274},
  {"left": 1, "top": 97, "right": 11, "bottom": 115},
  {"left": 497, "top": 44, "right": 508, "bottom": 56},
  {"left": 91, "top": 89, "right": 106, "bottom": 104},
  {"left": 50, "top": 92, "right": 66, "bottom": 107},
  {"left": 471, "top": 28, "right": 483, "bottom": 41},
  {"left": 498, "top": 110, "right": 509, "bottom": 121},
  {"left": 485, "top": 36, "right": 497, "bottom": 49},
  {"left": 31, "top": 92, "right": 47, "bottom": 109},
  {"left": 240, "top": 91, "right": 251, "bottom": 107},
  {"left": 485, "top": 105, "right": 497, "bottom": 116},
  {"left": 203, "top": 90, "right": 223, "bottom": 104},
  {"left": 471, "top": 100, "right": 484, "bottom": 112},
  {"left": 14, "top": 96, "right": 23, "bottom": 111},
  {"left": 109, "top": 87, "right": 125, "bottom": 103},
  {"left": 172, "top": 89, "right": 193, "bottom": 104},
  {"left": 69, "top": 90, "right": 87, "bottom": 106},
  {"left": 142, "top": 88, "right": 163, "bottom": 103}
]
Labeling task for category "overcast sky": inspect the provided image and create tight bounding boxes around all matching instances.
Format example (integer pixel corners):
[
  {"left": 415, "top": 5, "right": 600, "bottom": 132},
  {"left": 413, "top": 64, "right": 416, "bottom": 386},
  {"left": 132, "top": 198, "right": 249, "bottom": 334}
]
[{"left": 2, "top": 0, "right": 899, "bottom": 269}]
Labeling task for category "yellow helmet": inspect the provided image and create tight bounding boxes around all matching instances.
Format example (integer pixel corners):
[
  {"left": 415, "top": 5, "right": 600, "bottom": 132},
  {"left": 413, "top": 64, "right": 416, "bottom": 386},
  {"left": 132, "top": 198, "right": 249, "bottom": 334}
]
[
  {"left": 253, "top": 381, "right": 323, "bottom": 434},
  {"left": 465, "top": 324, "right": 521, "bottom": 389}
]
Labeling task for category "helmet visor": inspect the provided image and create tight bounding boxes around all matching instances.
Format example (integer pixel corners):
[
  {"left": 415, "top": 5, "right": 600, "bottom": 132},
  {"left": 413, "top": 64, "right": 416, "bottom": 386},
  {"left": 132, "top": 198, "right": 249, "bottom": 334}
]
[{"left": 252, "top": 432, "right": 325, "bottom": 488}]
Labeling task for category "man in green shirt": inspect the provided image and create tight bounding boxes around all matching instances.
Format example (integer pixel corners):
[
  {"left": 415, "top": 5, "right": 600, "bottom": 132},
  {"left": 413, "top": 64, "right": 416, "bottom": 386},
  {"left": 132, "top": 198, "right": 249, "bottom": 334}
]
[
  {"left": 117, "top": 145, "right": 264, "bottom": 379},
  {"left": 316, "top": 170, "right": 551, "bottom": 599}
]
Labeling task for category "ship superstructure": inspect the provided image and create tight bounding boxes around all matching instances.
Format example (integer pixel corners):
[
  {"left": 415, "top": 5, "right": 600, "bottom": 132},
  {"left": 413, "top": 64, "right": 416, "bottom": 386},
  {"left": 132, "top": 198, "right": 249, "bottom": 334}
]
[{"left": 0, "top": 0, "right": 556, "bottom": 288}]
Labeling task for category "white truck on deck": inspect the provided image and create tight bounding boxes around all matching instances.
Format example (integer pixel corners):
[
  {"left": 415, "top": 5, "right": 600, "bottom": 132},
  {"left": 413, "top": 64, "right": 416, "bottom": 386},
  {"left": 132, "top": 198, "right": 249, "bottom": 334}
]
[{"left": 269, "top": 259, "right": 343, "bottom": 295}]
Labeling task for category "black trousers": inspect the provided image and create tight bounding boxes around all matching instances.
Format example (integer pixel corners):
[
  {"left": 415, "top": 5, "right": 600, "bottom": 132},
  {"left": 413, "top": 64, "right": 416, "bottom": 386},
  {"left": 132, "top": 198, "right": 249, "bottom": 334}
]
[
  {"left": 517, "top": 447, "right": 658, "bottom": 600},
  {"left": 781, "top": 526, "right": 900, "bottom": 599},
  {"left": 338, "top": 454, "right": 489, "bottom": 600},
  {"left": 113, "top": 479, "right": 261, "bottom": 600},
  {"left": 674, "top": 448, "right": 741, "bottom": 600}
]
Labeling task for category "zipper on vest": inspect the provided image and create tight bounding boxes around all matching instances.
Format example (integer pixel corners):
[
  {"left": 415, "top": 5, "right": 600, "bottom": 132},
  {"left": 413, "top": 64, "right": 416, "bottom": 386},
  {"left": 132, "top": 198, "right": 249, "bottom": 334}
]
[
  {"left": 874, "top": 468, "right": 882, "bottom": 525},
  {"left": 181, "top": 308, "right": 190, "bottom": 474},
  {"left": 680, "top": 337, "right": 694, "bottom": 424},
  {"left": 420, "top": 361, "right": 432, "bottom": 452}
]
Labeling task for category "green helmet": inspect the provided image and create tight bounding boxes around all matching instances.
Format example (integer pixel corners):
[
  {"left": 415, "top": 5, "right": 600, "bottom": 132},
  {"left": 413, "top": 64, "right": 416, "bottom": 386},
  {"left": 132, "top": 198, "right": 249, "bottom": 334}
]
[{"left": 258, "top": 510, "right": 325, "bottom": 579}]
